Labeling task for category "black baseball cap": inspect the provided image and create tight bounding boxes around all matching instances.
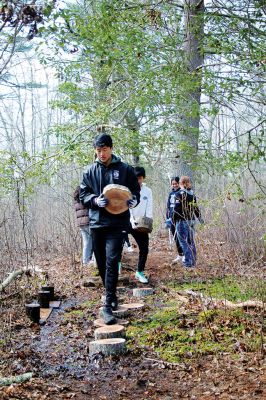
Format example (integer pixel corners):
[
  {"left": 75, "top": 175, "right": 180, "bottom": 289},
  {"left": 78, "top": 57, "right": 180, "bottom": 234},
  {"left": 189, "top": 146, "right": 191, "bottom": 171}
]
[{"left": 93, "top": 134, "right": 113, "bottom": 148}]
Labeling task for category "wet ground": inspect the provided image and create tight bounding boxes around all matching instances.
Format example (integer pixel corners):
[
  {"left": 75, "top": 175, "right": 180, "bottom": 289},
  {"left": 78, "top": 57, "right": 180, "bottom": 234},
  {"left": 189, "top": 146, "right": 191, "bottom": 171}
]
[{"left": 0, "top": 235, "right": 265, "bottom": 399}]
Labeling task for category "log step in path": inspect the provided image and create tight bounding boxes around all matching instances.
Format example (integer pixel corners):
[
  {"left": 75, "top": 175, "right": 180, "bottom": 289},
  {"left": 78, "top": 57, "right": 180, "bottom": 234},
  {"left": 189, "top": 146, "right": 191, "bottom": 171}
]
[
  {"left": 25, "top": 285, "right": 61, "bottom": 324},
  {"left": 89, "top": 286, "right": 154, "bottom": 356}
]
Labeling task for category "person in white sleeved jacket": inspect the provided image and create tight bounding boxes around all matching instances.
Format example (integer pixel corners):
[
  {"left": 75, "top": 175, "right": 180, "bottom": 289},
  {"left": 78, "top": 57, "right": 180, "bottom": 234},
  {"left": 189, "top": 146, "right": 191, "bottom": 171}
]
[{"left": 129, "top": 167, "right": 153, "bottom": 284}]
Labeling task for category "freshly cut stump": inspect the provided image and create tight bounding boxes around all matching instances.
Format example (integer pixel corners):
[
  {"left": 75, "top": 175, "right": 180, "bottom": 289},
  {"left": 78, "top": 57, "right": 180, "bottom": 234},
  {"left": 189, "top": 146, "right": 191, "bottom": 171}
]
[
  {"left": 122, "top": 302, "right": 145, "bottom": 311},
  {"left": 101, "top": 295, "right": 126, "bottom": 305},
  {"left": 99, "top": 305, "right": 128, "bottom": 319},
  {"left": 94, "top": 324, "right": 125, "bottom": 340},
  {"left": 89, "top": 338, "right": 126, "bottom": 356},
  {"left": 103, "top": 184, "right": 132, "bottom": 214},
  {"left": 94, "top": 318, "right": 129, "bottom": 328},
  {"left": 113, "top": 305, "right": 129, "bottom": 318},
  {"left": 133, "top": 287, "right": 154, "bottom": 297}
]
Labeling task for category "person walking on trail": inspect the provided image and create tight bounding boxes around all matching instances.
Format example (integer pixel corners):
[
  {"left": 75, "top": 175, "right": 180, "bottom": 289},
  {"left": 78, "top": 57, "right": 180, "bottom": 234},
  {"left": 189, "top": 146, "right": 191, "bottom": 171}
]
[
  {"left": 79, "top": 133, "right": 140, "bottom": 324},
  {"left": 166, "top": 176, "right": 184, "bottom": 263},
  {"left": 123, "top": 233, "right": 134, "bottom": 253},
  {"left": 173, "top": 176, "right": 203, "bottom": 269},
  {"left": 129, "top": 167, "right": 153, "bottom": 284},
  {"left": 73, "top": 186, "right": 94, "bottom": 267}
]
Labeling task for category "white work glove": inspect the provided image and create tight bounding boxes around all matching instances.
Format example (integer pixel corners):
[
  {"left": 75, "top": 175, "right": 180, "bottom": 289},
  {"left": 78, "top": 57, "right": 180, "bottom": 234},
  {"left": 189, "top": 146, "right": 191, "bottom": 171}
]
[
  {"left": 127, "top": 195, "right": 138, "bottom": 209},
  {"left": 94, "top": 194, "right": 109, "bottom": 208},
  {"left": 130, "top": 218, "right": 137, "bottom": 229}
]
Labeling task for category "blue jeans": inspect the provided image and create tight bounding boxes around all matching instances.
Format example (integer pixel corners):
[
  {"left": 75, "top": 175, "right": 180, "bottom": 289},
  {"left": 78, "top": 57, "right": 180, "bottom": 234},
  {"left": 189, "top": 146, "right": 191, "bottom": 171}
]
[
  {"left": 80, "top": 226, "right": 93, "bottom": 264},
  {"left": 176, "top": 220, "right": 196, "bottom": 267}
]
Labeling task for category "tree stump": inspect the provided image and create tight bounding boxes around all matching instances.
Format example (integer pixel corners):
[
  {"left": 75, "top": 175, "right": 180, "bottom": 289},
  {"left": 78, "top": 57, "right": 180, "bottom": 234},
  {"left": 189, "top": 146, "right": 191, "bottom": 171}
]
[
  {"left": 122, "top": 302, "right": 145, "bottom": 311},
  {"left": 113, "top": 305, "right": 128, "bottom": 318},
  {"left": 94, "top": 324, "right": 125, "bottom": 340},
  {"left": 94, "top": 318, "right": 129, "bottom": 328},
  {"left": 89, "top": 338, "right": 126, "bottom": 356},
  {"left": 99, "top": 305, "right": 128, "bottom": 319},
  {"left": 133, "top": 287, "right": 154, "bottom": 297},
  {"left": 38, "top": 290, "right": 50, "bottom": 308},
  {"left": 25, "top": 303, "right": 40, "bottom": 323},
  {"left": 41, "top": 285, "right": 54, "bottom": 300}
]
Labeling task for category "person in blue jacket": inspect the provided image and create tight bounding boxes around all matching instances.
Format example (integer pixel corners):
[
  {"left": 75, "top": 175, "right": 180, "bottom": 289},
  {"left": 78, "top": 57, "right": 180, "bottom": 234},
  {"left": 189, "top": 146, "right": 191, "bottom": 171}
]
[
  {"left": 173, "top": 175, "right": 203, "bottom": 268},
  {"left": 166, "top": 176, "right": 184, "bottom": 262},
  {"left": 80, "top": 133, "right": 140, "bottom": 324}
]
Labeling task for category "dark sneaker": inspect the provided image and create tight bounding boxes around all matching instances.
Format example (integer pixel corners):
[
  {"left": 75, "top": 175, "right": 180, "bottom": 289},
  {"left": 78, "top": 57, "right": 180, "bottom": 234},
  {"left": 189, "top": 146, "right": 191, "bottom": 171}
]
[{"left": 102, "top": 306, "right": 117, "bottom": 325}]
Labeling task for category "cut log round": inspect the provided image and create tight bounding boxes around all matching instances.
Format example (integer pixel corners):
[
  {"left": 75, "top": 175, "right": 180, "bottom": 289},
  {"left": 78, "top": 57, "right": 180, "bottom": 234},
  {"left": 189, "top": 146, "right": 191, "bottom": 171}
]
[
  {"left": 100, "top": 295, "right": 126, "bottom": 305},
  {"left": 25, "top": 303, "right": 40, "bottom": 323},
  {"left": 94, "top": 318, "right": 129, "bottom": 328},
  {"left": 133, "top": 287, "right": 154, "bottom": 297},
  {"left": 41, "top": 285, "right": 54, "bottom": 300},
  {"left": 99, "top": 305, "right": 129, "bottom": 319},
  {"left": 122, "top": 302, "right": 145, "bottom": 310},
  {"left": 103, "top": 184, "right": 132, "bottom": 214},
  {"left": 112, "top": 305, "right": 129, "bottom": 318},
  {"left": 38, "top": 290, "right": 50, "bottom": 308},
  {"left": 89, "top": 338, "right": 126, "bottom": 356},
  {"left": 94, "top": 324, "right": 125, "bottom": 340}
]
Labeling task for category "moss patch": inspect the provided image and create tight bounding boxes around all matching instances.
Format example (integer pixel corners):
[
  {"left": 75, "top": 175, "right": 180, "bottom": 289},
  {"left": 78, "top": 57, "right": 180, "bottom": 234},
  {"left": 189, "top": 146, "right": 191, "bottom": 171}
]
[
  {"left": 127, "top": 305, "right": 264, "bottom": 363},
  {"left": 168, "top": 276, "right": 265, "bottom": 302}
]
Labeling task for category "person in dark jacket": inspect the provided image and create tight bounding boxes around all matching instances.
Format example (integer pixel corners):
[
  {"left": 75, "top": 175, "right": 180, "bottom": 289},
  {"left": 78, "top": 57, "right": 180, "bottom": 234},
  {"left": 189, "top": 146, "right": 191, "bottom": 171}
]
[
  {"left": 166, "top": 176, "right": 184, "bottom": 262},
  {"left": 173, "top": 176, "right": 202, "bottom": 268},
  {"left": 80, "top": 133, "right": 140, "bottom": 324},
  {"left": 73, "top": 186, "right": 94, "bottom": 266}
]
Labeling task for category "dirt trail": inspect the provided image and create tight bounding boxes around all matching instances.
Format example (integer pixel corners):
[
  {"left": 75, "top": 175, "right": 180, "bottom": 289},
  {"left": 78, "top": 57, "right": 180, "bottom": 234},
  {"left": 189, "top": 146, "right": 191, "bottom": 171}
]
[{"left": 0, "top": 236, "right": 265, "bottom": 399}]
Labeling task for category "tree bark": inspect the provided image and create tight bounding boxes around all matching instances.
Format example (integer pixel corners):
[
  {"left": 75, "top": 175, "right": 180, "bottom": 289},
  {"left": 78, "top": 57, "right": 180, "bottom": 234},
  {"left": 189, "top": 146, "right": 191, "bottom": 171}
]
[
  {"left": 133, "top": 287, "right": 154, "bottom": 297},
  {"left": 177, "top": 0, "right": 204, "bottom": 180},
  {"left": 89, "top": 338, "right": 126, "bottom": 356}
]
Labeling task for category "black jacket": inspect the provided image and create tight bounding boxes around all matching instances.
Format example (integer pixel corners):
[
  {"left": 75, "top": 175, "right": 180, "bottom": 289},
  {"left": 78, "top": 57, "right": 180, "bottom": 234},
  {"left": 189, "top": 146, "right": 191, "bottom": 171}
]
[
  {"left": 166, "top": 188, "right": 180, "bottom": 219},
  {"left": 80, "top": 155, "right": 140, "bottom": 229},
  {"left": 173, "top": 189, "right": 201, "bottom": 222}
]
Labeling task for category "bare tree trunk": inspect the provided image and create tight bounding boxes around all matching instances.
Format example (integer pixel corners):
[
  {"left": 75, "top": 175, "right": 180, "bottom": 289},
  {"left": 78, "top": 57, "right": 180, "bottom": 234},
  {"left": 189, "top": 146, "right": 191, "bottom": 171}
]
[
  {"left": 177, "top": 0, "right": 204, "bottom": 180},
  {"left": 125, "top": 109, "right": 140, "bottom": 165}
]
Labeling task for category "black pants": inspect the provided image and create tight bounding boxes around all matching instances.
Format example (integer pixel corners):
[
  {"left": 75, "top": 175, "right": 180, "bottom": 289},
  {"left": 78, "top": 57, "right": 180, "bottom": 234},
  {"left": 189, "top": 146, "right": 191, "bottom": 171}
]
[
  {"left": 123, "top": 233, "right": 131, "bottom": 247},
  {"left": 129, "top": 228, "right": 149, "bottom": 272},
  {"left": 170, "top": 223, "right": 183, "bottom": 256},
  {"left": 91, "top": 227, "right": 125, "bottom": 307}
]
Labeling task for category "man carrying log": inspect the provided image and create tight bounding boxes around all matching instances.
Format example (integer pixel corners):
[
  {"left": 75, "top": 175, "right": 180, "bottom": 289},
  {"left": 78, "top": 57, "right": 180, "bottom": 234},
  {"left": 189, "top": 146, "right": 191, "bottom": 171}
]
[{"left": 80, "top": 133, "right": 140, "bottom": 324}]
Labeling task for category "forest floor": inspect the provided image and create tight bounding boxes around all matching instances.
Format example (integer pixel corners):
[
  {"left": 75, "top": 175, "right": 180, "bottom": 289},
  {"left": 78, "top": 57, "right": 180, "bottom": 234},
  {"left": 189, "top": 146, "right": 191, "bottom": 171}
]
[{"left": 0, "top": 231, "right": 265, "bottom": 400}]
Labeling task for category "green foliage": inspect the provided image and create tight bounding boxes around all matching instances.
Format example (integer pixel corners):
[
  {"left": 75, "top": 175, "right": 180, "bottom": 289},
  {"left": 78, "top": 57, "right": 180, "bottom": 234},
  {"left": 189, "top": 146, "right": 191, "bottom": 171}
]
[
  {"left": 127, "top": 306, "right": 263, "bottom": 362},
  {"left": 35, "top": 0, "right": 265, "bottom": 181},
  {"left": 168, "top": 276, "right": 265, "bottom": 302}
]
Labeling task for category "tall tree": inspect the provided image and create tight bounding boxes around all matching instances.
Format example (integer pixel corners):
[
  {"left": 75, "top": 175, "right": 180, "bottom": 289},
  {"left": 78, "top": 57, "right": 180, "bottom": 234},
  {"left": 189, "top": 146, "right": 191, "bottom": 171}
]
[
  {"left": 39, "top": 0, "right": 265, "bottom": 181},
  {"left": 177, "top": 0, "right": 204, "bottom": 178}
]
